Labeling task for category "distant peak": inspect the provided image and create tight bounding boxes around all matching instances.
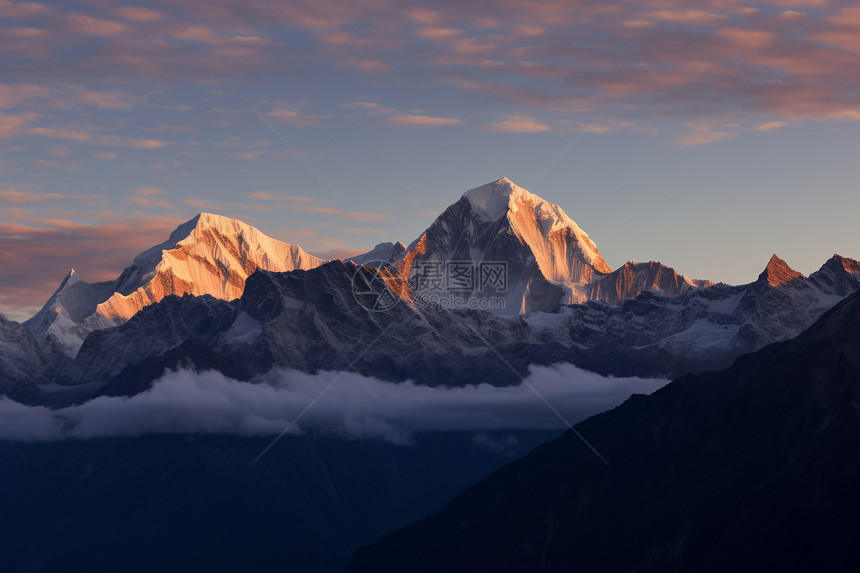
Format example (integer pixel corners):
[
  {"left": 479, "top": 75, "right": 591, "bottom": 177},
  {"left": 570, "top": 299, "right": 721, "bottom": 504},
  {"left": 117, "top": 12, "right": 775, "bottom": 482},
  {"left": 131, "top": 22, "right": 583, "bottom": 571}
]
[
  {"left": 820, "top": 253, "right": 860, "bottom": 275},
  {"left": 759, "top": 254, "right": 803, "bottom": 287},
  {"left": 60, "top": 267, "right": 80, "bottom": 286}
]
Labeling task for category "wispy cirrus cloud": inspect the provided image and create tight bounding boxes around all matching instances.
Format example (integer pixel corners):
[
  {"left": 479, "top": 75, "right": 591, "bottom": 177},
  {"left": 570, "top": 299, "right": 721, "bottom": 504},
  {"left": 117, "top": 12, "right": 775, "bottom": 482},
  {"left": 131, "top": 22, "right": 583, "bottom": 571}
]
[{"left": 2, "top": 0, "right": 860, "bottom": 139}]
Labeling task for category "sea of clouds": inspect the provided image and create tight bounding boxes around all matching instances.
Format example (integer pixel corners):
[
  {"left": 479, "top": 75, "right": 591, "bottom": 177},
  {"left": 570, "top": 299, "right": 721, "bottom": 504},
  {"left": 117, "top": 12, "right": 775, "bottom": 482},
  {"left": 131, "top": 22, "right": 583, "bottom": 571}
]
[{"left": 0, "top": 365, "right": 668, "bottom": 444}]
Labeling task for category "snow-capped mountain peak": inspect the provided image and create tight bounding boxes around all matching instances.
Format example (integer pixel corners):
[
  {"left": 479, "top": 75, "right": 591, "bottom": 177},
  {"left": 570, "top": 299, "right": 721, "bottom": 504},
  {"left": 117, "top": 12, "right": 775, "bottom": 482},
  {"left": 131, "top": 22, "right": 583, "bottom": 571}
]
[
  {"left": 461, "top": 177, "right": 523, "bottom": 222},
  {"left": 462, "top": 178, "right": 608, "bottom": 273},
  {"left": 26, "top": 213, "right": 325, "bottom": 356},
  {"left": 397, "top": 178, "right": 612, "bottom": 314}
]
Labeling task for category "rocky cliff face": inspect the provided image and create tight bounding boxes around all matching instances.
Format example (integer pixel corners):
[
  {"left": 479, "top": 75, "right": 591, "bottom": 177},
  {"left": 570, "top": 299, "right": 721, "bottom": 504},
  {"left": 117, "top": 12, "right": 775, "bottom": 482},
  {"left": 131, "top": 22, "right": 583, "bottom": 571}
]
[{"left": 585, "top": 260, "right": 713, "bottom": 305}]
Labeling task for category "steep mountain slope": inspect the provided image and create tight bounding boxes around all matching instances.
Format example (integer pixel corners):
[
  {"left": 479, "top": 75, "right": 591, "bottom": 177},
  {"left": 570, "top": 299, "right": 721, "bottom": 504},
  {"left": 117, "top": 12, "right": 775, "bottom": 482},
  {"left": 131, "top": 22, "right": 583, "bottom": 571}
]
[
  {"left": 25, "top": 213, "right": 325, "bottom": 356},
  {"left": 347, "top": 288, "right": 860, "bottom": 573},
  {"left": 397, "top": 178, "right": 610, "bottom": 314},
  {"left": 586, "top": 260, "right": 714, "bottom": 305},
  {"left": 347, "top": 241, "right": 407, "bottom": 265},
  {"left": 0, "top": 314, "right": 67, "bottom": 403},
  {"left": 397, "top": 178, "right": 712, "bottom": 314}
]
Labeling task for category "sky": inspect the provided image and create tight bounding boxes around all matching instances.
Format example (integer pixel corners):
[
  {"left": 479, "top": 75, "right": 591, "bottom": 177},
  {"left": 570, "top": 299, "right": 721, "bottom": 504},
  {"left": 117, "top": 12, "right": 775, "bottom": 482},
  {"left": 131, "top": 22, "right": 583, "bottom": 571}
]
[{"left": 1, "top": 0, "right": 859, "bottom": 321}]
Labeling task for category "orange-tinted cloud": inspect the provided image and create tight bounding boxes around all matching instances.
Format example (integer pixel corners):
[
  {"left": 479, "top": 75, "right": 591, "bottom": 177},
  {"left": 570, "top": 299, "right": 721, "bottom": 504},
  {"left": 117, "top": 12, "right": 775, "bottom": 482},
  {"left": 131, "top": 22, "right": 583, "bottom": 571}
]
[
  {"left": 114, "top": 6, "right": 165, "bottom": 22},
  {"left": 268, "top": 107, "right": 332, "bottom": 126},
  {"left": 99, "top": 135, "right": 172, "bottom": 148},
  {"left": 483, "top": 115, "right": 551, "bottom": 133},
  {"left": 134, "top": 187, "right": 169, "bottom": 196},
  {"left": 384, "top": 114, "right": 464, "bottom": 127},
  {"left": 28, "top": 126, "right": 92, "bottom": 141},
  {"left": 674, "top": 122, "right": 735, "bottom": 146},
  {"left": 65, "top": 13, "right": 126, "bottom": 36},
  {"left": 0, "top": 112, "right": 28, "bottom": 138},
  {"left": 754, "top": 121, "right": 787, "bottom": 131}
]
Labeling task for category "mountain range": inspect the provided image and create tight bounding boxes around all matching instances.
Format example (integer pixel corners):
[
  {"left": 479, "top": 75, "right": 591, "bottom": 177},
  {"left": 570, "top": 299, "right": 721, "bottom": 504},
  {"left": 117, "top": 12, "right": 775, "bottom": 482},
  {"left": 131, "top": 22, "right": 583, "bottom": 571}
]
[
  {"left": 23, "top": 213, "right": 324, "bottom": 356},
  {"left": 0, "top": 178, "right": 855, "bottom": 404},
  {"left": 1, "top": 178, "right": 859, "bottom": 572},
  {"left": 346, "top": 284, "right": 860, "bottom": 573}
]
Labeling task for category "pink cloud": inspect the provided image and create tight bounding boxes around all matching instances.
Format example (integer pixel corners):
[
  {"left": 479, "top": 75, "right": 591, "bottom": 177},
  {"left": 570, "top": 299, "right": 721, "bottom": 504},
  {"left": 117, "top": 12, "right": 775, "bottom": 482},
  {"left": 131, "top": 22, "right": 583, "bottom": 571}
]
[
  {"left": 716, "top": 28, "right": 776, "bottom": 49},
  {"left": 268, "top": 107, "right": 331, "bottom": 126},
  {"left": 674, "top": 123, "right": 735, "bottom": 146},
  {"left": 483, "top": 115, "right": 551, "bottom": 133},
  {"left": 28, "top": 126, "right": 92, "bottom": 141},
  {"left": 134, "top": 187, "right": 169, "bottom": 196},
  {"left": 644, "top": 10, "right": 726, "bottom": 27},
  {"left": 171, "top": 24, "right": 225, "bottom": 44},
  {"left": 114, "top": 6, "right": 165, "bottom": 22},
  {"left": 0, "top": 189, "right": 42, "bottom": 203},
  {"left": 0, "top": 215, "right": 185, "bottom": 317},
  {"left": 415, "top": 27, "right": 462, "bottom": 40},
  {"left": 341, "top": 58, "right": 393, "bottom": 73},
  {"left": 0, "top": 83, "right": 51, "bottom": 108},
  {"left": 754, "top": 121, "right": 787, "bottom": 131},
  {"left": 66, "top": 13, "right": 127, "bottom": 36},
  {"left": 0, "top": 0, "right": 51, "bottom": 19},
  {"left": 384, "top": 114, "right": 464, "bottom": 127},
  {"left": 233, "top": 150, "right": 265, "bottom": 159},
  {"left": 0, "top": 0, "right": 858, "bottom": 150},
  {"left": 824, "top": 7, "right": 860, "bottom": 26},
  {"left": 99, "top": 135, "right": 172, "bottom": 148},
  {"left": 0, "top": 113, "right": 28, "bottom": 138}
]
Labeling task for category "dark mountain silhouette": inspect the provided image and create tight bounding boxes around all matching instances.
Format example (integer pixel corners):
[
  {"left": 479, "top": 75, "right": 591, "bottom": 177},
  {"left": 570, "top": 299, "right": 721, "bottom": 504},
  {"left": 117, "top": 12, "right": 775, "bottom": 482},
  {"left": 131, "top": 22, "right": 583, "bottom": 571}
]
[{"left": 347, "top": 289, "right": 860, "bottom": 572}]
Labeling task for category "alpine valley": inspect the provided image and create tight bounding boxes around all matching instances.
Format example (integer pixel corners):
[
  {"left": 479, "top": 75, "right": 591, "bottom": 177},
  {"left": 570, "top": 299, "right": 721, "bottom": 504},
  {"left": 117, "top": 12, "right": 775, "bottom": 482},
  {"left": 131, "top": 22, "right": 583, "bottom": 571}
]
[{"left": 1, "top": 178, "right": 859, "bottom": 572}]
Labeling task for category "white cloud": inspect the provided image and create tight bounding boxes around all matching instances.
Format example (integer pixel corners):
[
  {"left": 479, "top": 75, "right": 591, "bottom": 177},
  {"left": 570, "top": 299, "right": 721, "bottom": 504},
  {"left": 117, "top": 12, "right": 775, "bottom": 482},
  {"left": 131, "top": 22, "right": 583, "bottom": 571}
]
[{"left": 0, "top": 365, "right": 668, "bottom": 443}]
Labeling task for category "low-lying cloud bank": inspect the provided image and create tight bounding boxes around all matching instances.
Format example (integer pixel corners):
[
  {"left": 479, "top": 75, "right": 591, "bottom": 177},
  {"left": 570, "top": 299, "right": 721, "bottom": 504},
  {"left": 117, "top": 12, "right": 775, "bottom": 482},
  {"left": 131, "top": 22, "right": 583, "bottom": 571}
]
[{"left": 0, "top": 365, "right": 668, "bottom": 444}]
